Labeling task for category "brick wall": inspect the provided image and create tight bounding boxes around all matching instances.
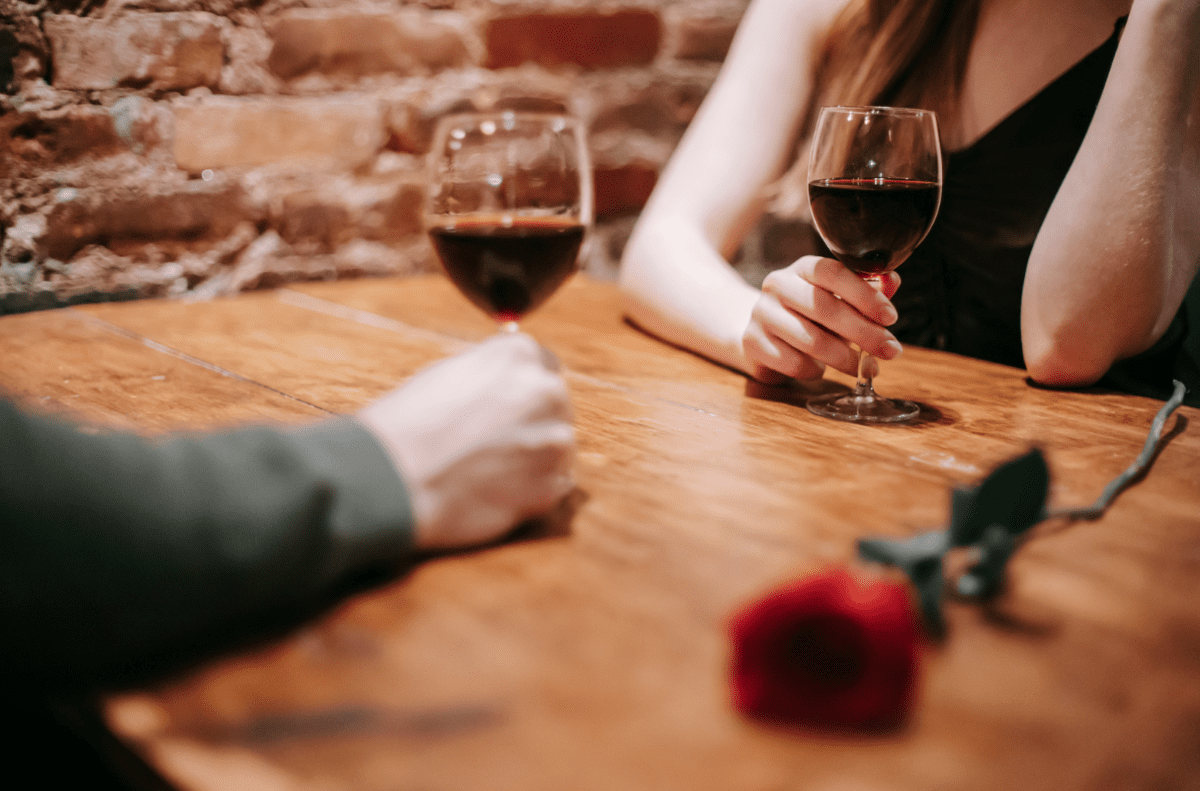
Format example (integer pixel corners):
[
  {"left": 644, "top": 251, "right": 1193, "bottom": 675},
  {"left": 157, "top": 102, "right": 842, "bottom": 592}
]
[{"left": 0, "top": 0, "right": 774, "bottom": 313}]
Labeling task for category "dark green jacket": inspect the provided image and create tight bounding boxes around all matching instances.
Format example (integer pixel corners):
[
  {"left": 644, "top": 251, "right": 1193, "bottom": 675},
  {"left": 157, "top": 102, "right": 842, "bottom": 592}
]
[{"left": 0, "top": 399, "right": 414, "bottom": 691}]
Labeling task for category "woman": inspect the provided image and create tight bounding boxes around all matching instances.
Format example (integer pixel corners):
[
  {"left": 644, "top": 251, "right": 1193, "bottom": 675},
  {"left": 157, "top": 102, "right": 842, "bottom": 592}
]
[{"left": 619, "top": 0, "right": 1200, "bottom": 401}]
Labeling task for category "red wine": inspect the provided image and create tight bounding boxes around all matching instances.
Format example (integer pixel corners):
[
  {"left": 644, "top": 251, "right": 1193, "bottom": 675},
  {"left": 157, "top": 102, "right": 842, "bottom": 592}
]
[
  {"left": 428, "top": 216, "right": 585, "bottom": 322},
  {"left": 808, "top": 178, "right": 940, "bottom": 276}
]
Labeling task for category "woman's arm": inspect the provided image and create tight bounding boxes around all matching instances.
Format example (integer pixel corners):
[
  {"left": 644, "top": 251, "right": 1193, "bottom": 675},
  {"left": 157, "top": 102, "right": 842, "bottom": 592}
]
[
  {"left": 620, "top": 0, "right": 901, "bottom": 382},
  {"left": 1022, "top": 0, "right": 1200, "bottom": 387}
]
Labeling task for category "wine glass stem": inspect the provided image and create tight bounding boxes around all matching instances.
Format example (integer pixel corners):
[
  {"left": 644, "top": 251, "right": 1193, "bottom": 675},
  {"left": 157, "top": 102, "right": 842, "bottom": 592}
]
[
  {"left": 500, "top": 321, "right": 520, "bottom": 334},
  {"left": 854, "top": 274, "right": 883, "bottom": 399},
  {"left": 855, "top": 347, "right": 877, "bottom": 399}
]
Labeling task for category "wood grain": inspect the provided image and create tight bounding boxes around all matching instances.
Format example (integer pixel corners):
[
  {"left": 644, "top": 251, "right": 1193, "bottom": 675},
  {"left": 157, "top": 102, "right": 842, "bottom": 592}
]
[
  {"left": 0, "top": 307, "right": 324, "bottom": 432},
  {"left": 75, "top": 291, "right": 467, "bottom": 415},
  {"left": 7, "top": 274, "right": 1200, "bottom": 791}
]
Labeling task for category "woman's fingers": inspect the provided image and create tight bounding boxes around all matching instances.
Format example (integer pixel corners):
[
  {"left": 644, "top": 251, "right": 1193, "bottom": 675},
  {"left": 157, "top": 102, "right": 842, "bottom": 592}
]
[
  {"left": 746, "top": 293, "right": 855, "bottom": 377},
  {"left": 793, "top": 255, "right": 899, "bottom": 326},
  {"left": 879, "top": 271, "right": 901, "bottom": 300},
  {"left": 762, "top": 257, "right": 902, "bottom": 362},
  {"left": 742, "top": 256, "right": 907, "bottom": 382},
  {"left": 743, "top": 321, "right": 828, "bottom": 381}
]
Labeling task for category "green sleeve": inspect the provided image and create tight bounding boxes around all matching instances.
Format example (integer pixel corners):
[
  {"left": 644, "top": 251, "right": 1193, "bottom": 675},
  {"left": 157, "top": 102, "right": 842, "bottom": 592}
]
[{"left": 0, "top": 398, "right": 415, "bottom": 690}]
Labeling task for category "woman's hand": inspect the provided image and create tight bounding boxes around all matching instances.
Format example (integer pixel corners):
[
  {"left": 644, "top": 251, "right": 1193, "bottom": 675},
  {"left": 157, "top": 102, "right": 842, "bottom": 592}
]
[
  {"left": 357, "top": 332, "right": 575, "bottom": 551},
  {"left": 741, "top": 255, "right": 903, "bottom": 384}
]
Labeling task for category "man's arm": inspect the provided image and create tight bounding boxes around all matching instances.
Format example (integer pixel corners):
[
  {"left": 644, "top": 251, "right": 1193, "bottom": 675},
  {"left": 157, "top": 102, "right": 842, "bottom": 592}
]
[
  {"left": 0, "top": 402, "right": 414, "bottom": 689},
  {"left": 0, "top": 332, "right": 575, "bottom": 691}
]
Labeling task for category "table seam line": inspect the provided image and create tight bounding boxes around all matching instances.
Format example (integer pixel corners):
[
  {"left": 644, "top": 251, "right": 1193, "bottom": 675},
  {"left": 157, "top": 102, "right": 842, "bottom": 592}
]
[
  {"left": 67, "top": 309, "right": 338, "bottom": 416},
  {"left": 276, "top": 288, "right": 723, "bottom": 419}
]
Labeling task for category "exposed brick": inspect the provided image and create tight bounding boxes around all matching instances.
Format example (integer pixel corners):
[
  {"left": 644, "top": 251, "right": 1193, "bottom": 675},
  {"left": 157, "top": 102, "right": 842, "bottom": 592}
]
[
  {"left": 384, "top": 105, "right": 433, "bottom": 155},
  {"left": 109, "top": 95, "right": 173, "bottom": 157},
  {"left": 593, "top": 162, "right": 657, "bottom": 219},
  {"left": 378, "top": 76, "right": 484, "bottom": 155},
  {"left": 275, "top": 175, "right": 425, "bottom": 252},
  {"left": 2, "top": 212, "right": 46, "bottom": 265},
  {"left": 213, "top": 234, "right": 425, "bottom": 295},
  {"left": 485, "top": 10, "right": 661, "bottom": 70},
  {"left": 590, "top": 87, "right": 685, "bottom": 138},
  {"left": 1, "top": 1, "right": 747, "bottom": 310},
  {"left": 278, "top": 190, "right": 352, "bottom": 251},
  {"left": 50, "top": 243, "right": 188, "bottom": 303},
  {"left": 670, "top": 13, "right": 741, "bottom": 61},
  {"left": 43, "top": 12, "right": 225, "bottom": 91},
  {"left": 380, "top": 70, "right": 576, "bottom": 154},
  {"left": 0, "top": 28, "right": 16, "bottom": 92},
  {"left": 0, "top": 105, "right": 123, "bottom": 177},
  {"left": 172, "top": 96, "right": 385, "bottom": 172},
  {"left": 1, "top": 0, "right": 48, "bottom": 91},
  {"left": 113, "top": 1, "right": 245, "bottom": 11},
  {"left": 267, "top": 10, "right": 472, "bottom": 80},
  {"left": 585, "top": 70, "right": 715, "bottom": 138},
  {"left": 334, "top": 239, "right": 432, "bottom": 278},
  {"left": 42, "top": 180, "right": 256, "bottom": 261},
  {"left": 383, "top": 100, "right": 460, "bottom": 155},
  {"left": 360, "top": 179, "right": 425, "bottom": 240},
  {"left": 492, "top": 93, "right": 570, "bottom": 114},
  {"left": 218, "top": 21, "right": 280, "bottom": 95}
]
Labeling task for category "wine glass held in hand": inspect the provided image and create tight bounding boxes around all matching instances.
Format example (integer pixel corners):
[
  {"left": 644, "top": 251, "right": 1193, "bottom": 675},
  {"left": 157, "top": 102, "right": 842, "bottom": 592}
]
[
  {"left": 425, "top": 111, "right": 594, "bottom": 333},
  {"left": 805, "top": 106, "right": 942, "bottom": 424}
]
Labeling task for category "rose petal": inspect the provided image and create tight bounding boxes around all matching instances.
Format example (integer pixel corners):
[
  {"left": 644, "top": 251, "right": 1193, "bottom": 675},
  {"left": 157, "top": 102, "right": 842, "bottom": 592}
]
[{"left": 730, "top": 567, "right": 919, "bottom": 730}]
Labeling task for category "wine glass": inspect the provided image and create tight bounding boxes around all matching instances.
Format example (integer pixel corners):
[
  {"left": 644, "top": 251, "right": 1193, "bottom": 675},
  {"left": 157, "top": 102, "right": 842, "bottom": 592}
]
[
  {"left": 804, "top": 106, "right": 942, "bottom": 423},
  {"left": 424, "top": 111, "right": 593, "bottom": 333}
]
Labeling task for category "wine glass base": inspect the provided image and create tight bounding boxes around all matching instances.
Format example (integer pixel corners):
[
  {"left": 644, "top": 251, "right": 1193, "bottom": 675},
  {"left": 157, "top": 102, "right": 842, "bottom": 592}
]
[{"left": 806, "top": 391, "right": 920, "bottom": 424}]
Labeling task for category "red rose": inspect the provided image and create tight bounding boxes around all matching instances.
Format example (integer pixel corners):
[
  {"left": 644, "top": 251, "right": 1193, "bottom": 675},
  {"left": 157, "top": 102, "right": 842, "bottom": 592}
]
[{"left": 729, "top": 566, "right": 919, "bottom": 730}]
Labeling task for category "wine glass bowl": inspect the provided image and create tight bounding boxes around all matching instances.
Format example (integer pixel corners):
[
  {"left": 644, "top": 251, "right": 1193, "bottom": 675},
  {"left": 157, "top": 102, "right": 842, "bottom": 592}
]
[
  {"left": 425, "top": 111, "right": 593, "bottom": 331},
  {"left": 804, "top": 106, "right": 942, "bottom": 423}
]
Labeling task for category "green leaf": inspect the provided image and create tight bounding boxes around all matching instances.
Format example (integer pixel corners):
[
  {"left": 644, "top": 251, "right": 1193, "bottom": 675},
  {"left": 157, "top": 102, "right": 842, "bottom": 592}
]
[
  {"left": 910, "top": 556, "right": 945, "bottom": 639},
  {"left": 955, "top": 524, "right": 1015, "bottom": 599},
  {"left": 858, "top": 532, "right": 948, "bottom": 637},
  {"left": 857, "top": 530, "right": 948, "bottom": 568},
  {"left": 948, "top": 449, "right": 1050, "bottom": 545}
]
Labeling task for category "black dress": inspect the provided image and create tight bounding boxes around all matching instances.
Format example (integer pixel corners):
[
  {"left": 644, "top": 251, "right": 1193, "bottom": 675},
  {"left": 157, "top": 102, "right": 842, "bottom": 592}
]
[{"left": 882, "top": 17, "right": 1200, "bottom": 404}]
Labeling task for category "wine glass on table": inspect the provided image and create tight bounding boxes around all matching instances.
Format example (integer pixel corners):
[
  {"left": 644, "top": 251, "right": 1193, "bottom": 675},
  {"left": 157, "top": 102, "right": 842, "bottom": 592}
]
[
  {"left": 804, "top": 106, "right": 942, "bottom": 424},
  {"left": 424, "top": 111, "right": 593, "bottom": 333}
]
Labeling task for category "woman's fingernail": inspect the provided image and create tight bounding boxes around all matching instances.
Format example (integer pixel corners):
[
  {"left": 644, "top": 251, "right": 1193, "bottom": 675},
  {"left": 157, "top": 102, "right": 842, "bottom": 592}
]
[
  {"left": 882, "top": 304, "right": 898, "bottom": 325},
  {"left": 883, "top": 340, "right": 903, "bottom": 359}
]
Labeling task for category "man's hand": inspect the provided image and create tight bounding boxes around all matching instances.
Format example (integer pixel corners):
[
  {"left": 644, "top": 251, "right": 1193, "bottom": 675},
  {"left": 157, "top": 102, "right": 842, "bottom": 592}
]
[{"left": 358, "top": 333, "right": 575, "bottom": 550}]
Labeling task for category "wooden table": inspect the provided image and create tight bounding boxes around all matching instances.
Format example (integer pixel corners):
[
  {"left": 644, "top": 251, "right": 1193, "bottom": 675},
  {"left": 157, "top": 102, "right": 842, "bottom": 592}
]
[{"left": 3, "top": 274, "right": 1200, "bottom": 791}]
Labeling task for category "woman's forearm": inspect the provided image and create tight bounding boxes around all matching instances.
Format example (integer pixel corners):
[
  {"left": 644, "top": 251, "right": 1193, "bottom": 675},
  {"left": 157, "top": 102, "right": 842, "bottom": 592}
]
[
  {"left": 618, "top": 0, "right": 844, "bottom": 375},
  {"left": 1022, "top": 0, "right": 1200, "bottom": 386},
  {"left": 620, "top": 213, "right": 763, "bottom": 374}
]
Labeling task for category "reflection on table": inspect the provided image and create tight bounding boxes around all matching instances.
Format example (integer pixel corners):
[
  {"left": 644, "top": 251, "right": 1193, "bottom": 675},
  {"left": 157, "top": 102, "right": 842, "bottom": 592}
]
[{"left": 2, "top": 274, "right": 1198, "bottom": 791}]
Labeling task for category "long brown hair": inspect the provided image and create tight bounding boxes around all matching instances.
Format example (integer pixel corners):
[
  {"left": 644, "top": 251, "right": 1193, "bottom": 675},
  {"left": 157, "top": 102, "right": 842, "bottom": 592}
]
[
  {"left": 768, "top": 0, "right": 981, "bottom": 215},
  {"left": 811, "top": 0, "right": 981, "bottom": 119}
]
